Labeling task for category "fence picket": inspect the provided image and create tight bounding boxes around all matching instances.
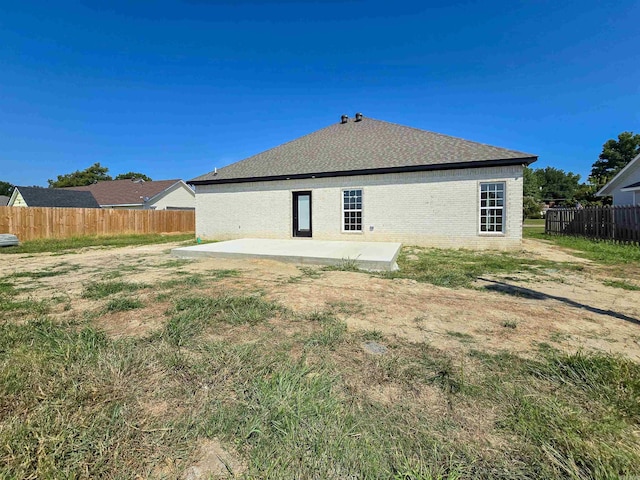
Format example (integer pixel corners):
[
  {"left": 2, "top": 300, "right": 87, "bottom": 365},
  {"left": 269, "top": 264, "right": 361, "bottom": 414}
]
[
  {"left": 0, "top": 207, "right": 195, "bottom": 241},
  {"left": 544, "top": 205, "right": 640, "bottom": 245}
]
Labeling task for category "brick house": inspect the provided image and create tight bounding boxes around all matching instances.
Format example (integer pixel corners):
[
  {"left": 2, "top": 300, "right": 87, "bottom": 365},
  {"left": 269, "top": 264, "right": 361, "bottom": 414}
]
[
  {"left": 67, "top": 179, "right": 195, "bottom": 210},
  {"left": 190, "top": 114, "right": 537, "bottom": 249}
]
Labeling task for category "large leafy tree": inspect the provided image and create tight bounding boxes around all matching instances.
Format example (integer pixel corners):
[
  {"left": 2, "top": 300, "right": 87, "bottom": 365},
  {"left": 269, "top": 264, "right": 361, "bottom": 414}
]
[
  {"left": 522, "top": 167, "right": 544, "bottom": 218},
  {"left": 523, "top": 166, "right": 541, "bottom": 200},
  {"left": 48, "top": 163, "right": 112, "bottom": 188},
  {"left": 114, "top": 172, "right": 152, "bottom": 181},
  {"left": 0, "top": 181, "right": 13, "bottom": 197},
  {"left": 533, "top": 167, "right": 581, "bottom": 204},
  {"left": 590, "top": 131, "right": 640, "bottom": 189}
]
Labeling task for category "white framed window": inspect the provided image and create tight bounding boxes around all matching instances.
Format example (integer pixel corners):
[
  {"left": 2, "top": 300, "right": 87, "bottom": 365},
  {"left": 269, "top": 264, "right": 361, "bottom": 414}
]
[
  {"left": 342, "top": 189, "right": 363, "bottom": 232},
  {"left": 479, "top": 182, "right": 505, "bottom": 233}
]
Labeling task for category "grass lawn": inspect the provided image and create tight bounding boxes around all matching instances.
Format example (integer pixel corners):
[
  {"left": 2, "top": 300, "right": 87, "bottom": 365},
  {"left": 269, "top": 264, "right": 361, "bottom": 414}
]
[
  {"left": 382, "top": 246, "right": 582, "bottom": 288},
  {"left": 1, "top": 238, "right": 639, "bottom": 478},
  {"left": 523, "top": 218, "right": 545, "bottom": 226},
  {"left": 524, "top": 229, "right": 640, "bottom": 265},
  {"left": 523, "top": 218, "right": 545, "bottom": 236},
  {"left": 0, "top": 233, "right": 195, "bottom": 254}
]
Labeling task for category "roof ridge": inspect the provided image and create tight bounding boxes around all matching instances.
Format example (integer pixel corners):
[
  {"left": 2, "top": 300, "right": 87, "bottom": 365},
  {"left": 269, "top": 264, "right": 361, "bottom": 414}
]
[
  {"left": 205, "top": 121, "right": 343, "bottom": 176},
  {"left": 191, "top": 115, "right": 537, "bottom": 184},
  {"left": 363, "top": 117, "right": 534, "bottom": 156}
]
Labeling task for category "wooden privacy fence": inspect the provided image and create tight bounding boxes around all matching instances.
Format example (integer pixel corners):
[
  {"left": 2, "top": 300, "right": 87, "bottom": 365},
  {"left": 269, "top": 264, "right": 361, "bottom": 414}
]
[
  {"left": 0, "top": 207, "right": 195, "bottom": 241},
  {"left": 545, "top": 205, "right": 640, "bottom": 245}
]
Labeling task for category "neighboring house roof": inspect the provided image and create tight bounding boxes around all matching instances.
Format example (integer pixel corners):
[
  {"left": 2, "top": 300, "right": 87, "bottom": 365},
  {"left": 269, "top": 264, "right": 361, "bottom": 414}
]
[
  {"left": 596, "top": 153, "right": 640, "bottom": 196},
  {"left": 0, "top": 195, "right": 9, "bottom": 206},
  {"left": 621, "top": 181, "right": 640, "bottom": 191},
  {"left": 190, "top": 115, "right": 537, "bottom": 185},
  {"left": 11, "top": 186, "right": 100, "bottom": 208},
  {"left": 67, "top": 179, "right": 190, "bottom": 206}
]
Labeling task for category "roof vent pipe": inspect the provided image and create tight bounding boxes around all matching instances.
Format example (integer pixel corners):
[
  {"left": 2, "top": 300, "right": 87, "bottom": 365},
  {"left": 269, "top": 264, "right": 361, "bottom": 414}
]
[
  {"left": 355, "top": 112, "right": 363, "bottom": 122},
  {"left": 340, "top": 114, "right": 349, "bottom": 124}
]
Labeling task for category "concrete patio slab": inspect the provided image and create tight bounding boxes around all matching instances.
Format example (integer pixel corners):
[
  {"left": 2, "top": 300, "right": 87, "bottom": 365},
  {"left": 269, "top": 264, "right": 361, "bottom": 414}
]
[{"left": 172, "top": 238, "right": 401, "bottom": 271}]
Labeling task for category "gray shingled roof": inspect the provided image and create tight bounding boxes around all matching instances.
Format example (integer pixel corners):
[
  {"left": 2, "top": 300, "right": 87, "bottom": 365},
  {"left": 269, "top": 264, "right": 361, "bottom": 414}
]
[
  {"left": 0, "top": 195, "right": 9, "bottom": 206},
  {"left": 191, "top": 116, "right": 536, "bottom": 184},
  {"left": 67, "top": 179, "right": 184, "bottom": 206},
  {"left": 15, "top": 186, "right": 100, "bottom": 208}
]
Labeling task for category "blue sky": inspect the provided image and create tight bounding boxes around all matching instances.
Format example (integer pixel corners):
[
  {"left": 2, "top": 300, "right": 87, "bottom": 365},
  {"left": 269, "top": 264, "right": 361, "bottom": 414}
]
[{"left": 1, "top": 0, "right": 638, "bottom": 187}]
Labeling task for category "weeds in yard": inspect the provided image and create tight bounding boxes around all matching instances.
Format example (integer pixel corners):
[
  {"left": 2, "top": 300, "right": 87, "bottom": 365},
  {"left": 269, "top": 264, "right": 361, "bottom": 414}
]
[
  {"left": 287, "top": 266, "right": 323, "bottom": 283},
  {"left": 501, "top": 321, "right": 518, "bottom": 329},
  {"left": 9, "top": 263, "right": 80, "bottom": 279},
  {"left": 526, "top": 232, "right": 640, "bottom": 265},
  {"left": 327, "top": 300, "right": 364, "bottom": 315},
  {"left": 156, "top": 259, "right": 194, "bottom": 268},
  {"left": 1, "top": 315, "right": 639, "bottom": 478},
  {"left": 164, "top": 294, "right": 282, "bottom": 345},
  {"left": 361, "top": 329, "right": 385, "bottom": 341},
  {"left": 0, "top": 281, "right": 16, "bottom": 296},
  {"left": 160, "top": 270, "right": 238, "bottom": 289},
  {"left": 446, "top": 331, "right": 475, "bottom": 343},
  {"left": 206, "top": 269, "right": 239, "bottom": 279},
  {"left": 159, "top": 274, "right": 205, "bottom": 289},
  {"left": 0, "top": 297, "right": 49, "bottom": 315},
  {"left": 380, "top": 247, "right": 581, "bottom": 288},
  {"left": 104, "top": 296, "right": 145, "bottom": 312},
  {"left": 0, "top": 281, "right": 50, "bottom": 315},
  {"left": 100, "top": 270, "right": 123, "bottom": 280},
  {"left": 0, "top": 233, "right": 195, "bottom": 255},
  {"left": 0, "top": 319, "right": 196, "bottom": 479},
  {"left": 602, "top": 279, "right": 640, "bottom": 291},
  {"left": 305, "top": 318, "right": 348, "bottom": 348},
  {"left": 2, "top": 246, "right": 640, "bottom": 479},
  {"left": 322, "top": 257, "right": 361, "bottom": 272},
  {"left": 82, "top": 281, "right": 150, "bottom": 299},
  {"left": 298, "top": 266, "right": 323, "bottom": 278},
  {"left": 528, "top": 350, "right": 640, "bottom": 420}
]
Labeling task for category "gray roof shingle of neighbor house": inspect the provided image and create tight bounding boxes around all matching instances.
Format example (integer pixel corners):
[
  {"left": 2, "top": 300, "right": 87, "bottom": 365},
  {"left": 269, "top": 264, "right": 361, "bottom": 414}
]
[
  {"left": 15, "top": 186, "right": 100, "bottom": 208},
  {"left": 190, "top": 114, "right": 537, "bottom": 184},
  {"left": 67, "top": 179, "right": 183, "bottom": 206},
  {"left": 0, "top": 195, "right": 9, "bottom": 206}
]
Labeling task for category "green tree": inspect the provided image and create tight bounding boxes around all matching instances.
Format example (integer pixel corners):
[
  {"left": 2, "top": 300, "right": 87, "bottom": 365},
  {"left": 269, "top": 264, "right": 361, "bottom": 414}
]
[
  {"left": 48, "top": 163, "right": 112, "bottom": 188},
  {"left": 114, "top": 172, "right": 152, "bottom": 181},
  {"left": 0, "top": 181, "right": 14, "bottom": 197},
  {"left": 522, "top": 167, "right": 544, "bottom": 218},
  {"left": 574, "top": 180, "right": 605, "bottom": 206},
  {"left": 590, "top": 131, "right": 640, "bottom": 190},
  {"left": 533, "top": 167, "right": 581, "bottom": 204},
  {"left": 523, "top": 166, "right": 541, "bottom": 200},
  {"left": 523, "top": 196, "right": 544, "bottom": 219}
]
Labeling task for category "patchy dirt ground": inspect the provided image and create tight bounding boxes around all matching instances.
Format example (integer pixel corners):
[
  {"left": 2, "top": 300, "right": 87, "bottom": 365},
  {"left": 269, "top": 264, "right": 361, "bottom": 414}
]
[{"left": 3, "top": 239, "right": 640, "bottom": 361}]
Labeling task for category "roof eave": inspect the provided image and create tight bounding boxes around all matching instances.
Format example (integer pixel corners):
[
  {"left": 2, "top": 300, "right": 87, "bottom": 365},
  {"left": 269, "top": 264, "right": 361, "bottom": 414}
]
[
  {"left": 189, "top": 157, "right": 536, "bottom": 186},
  {"left": 596, "top": 152, "right": 640, "bottom": 197},
  {"left": 146, "top": 180, "right": 195, "bottom": 204},
  {"left": 100, "top": 203, "right": 144, "bottom": 207}
]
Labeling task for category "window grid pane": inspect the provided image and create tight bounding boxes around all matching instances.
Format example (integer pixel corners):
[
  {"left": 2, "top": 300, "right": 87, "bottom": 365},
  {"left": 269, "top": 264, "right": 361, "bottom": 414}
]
[
  {"left": 343, "top": 189, "right": 362, "bottom": 231},
  {"left": 479, "top": 183, "right": 504, "bottom": 233}
]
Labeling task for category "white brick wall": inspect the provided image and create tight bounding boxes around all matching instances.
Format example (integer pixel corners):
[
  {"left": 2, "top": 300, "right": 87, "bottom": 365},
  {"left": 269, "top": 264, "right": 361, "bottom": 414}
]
[{"left": 196, "top": 165, "right": 524, "bottom": 249}]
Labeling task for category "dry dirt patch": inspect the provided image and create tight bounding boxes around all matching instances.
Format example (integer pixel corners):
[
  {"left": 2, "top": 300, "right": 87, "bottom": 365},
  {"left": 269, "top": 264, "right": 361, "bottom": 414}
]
[
  {"left": 4, "top": 239, "right": 640, "bottom": 360},
  {"left": 93, "top": 300, "right": 169, "bottom": 338},
  {"left": 182, "top": 439, "right": 246, "bottom": 479}
]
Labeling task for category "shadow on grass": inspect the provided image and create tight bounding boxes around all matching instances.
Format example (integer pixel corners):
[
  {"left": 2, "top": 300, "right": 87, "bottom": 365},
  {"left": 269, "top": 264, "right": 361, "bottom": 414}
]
[{"left": 480, "top": 278, "right": 640, "bottom": 326}]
